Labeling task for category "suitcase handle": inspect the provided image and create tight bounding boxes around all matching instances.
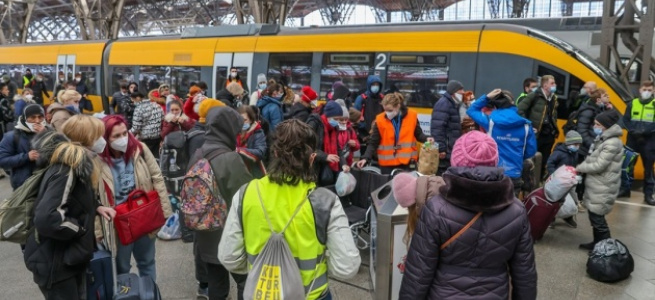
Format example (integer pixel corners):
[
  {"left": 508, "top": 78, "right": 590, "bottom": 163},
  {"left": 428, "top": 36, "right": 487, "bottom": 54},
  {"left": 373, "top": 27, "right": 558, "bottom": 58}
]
[{"left": 99, "top": 217, "right": 118, "bottom": 296}]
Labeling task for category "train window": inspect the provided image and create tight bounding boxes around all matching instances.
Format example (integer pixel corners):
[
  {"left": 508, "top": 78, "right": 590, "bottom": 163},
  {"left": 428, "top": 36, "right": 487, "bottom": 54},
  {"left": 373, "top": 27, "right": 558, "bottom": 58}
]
[
  {"left": 35, "top": 65, "right": 56, "bottom": 91},
  {"left": 215, "top": 66, "right": 228, "bottom": 95},
  {"left": 77, "top": 66, "right": 98, "bottom": 95},
  {"left": 111, "top": 67, "right": 135, "bottom": 93},
  {"left": 387, "top": 65, "right": 448, "bottom": 108},
  {"left": 268, "top": 53, "right": 312, "bottom": 93},
  {"left": 537, "top": 65, "right": 566, "bottom": 96},
  {"left": 139, "top": 66, "right": 201, "bottom": 99},
  {"left": 320, "top": 53, "right": 373, "bottom": 97}
]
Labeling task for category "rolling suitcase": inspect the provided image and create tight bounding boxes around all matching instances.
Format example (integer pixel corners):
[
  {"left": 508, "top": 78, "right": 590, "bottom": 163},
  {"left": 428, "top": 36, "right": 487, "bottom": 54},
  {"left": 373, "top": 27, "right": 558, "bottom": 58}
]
[
  {"left": 522, "top": 187, "right": 562, "bottom": 241},
  {"left": 87, "top": 250, "right": 113, "bottom": 300}
]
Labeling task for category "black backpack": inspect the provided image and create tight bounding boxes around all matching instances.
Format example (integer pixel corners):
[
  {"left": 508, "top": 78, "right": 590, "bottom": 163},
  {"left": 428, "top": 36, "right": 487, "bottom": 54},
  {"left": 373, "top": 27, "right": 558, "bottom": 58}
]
[
  {"left": 562, "top": 109, "right": 582, "bottom": 134},
  {"left": 160, "top": 129, "right": 204, "bottom": 194}
]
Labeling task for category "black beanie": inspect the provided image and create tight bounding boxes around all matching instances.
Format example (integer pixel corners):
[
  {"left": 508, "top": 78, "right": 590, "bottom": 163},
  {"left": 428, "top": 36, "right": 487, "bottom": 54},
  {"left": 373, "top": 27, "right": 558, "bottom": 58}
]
[
  {"left": 23, "top": 104, "right": 44, "bottom": 120},
  {"left": 595, "top": 110, "right": 620, "bottom": 129}
]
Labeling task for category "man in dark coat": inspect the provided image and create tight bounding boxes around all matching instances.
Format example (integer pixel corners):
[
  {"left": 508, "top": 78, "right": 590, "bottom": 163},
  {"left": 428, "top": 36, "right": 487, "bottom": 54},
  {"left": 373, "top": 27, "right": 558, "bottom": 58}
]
[
  {"left": 575, "top": 90, "right": 607, "bottom": 157},
  {"left": 400, "top": 131, "right": 537, "bottom": 300},
  {"left": 518, "top": 74, "right": 559, "bottom": 178},
  {"left": 288, "top": 86, "right": 317, "bottom": 122},
  {"left": 27, "top": 73, "right": 50, "bottom": 106},
  {"left": 430, "top": 80, "right": 465, "bottom": 174}
]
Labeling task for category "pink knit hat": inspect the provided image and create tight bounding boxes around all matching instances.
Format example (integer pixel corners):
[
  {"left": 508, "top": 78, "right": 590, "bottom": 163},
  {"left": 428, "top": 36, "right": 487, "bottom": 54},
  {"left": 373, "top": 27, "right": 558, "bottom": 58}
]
[
  {"left": 393, "top": 173, "right": 418, "bottom": 208},
  {"left": 450, "top": 131, "right": 499, "bottom": 168}
]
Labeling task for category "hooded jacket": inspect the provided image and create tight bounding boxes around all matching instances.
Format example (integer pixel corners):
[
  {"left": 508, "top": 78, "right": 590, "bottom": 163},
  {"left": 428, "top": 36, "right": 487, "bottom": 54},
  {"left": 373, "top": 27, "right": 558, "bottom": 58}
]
[
  {"left": 399, "top": 167, "right": 537, "bottom": 300},
  {"left": 148, "top": 89, "right": 166, "bottom": 112},
  {"left": 467, "top": 95, "right": 537, "bottom": 178},
  {"left": 257, "top": 95, "right": 284, "bottom": 134},
  {"left": 354, "top": 75, "right": 384, "bottom": 132},
  {"left": 547, "top": 143, "right": 579, "bottom": 175},
  {"left": 237, "top": 121, "right": 267, "bottom": 179},
  {"left": 0, "top": 117, "right": 41, "bottom": 189},
  {"left": 288, "top": 102, "right": 313, "bottom": 123},
  {"left": 161, "top": 112, "right": 195, "bottom": 139},
  {"left": 430, "top": 93, "right": 462, "bottom": 160},
  {"left": 216, "top": 89, "right": 237, "bottom": 108},
  {"left": 576, "top": 100, "right": 605, "bottom": 155},
  {"left": 195, "top": 107, "right": 253, "bottom": 264},
  {"left": 14, "top": 95, "right": 36, "bottom": 118},
  {"left": 517, "top": 89, "right": 559, "bottom": 138},
  {"left": 24, "top": 132, "right": 98, "bottom": 288},
  {"left": 49, "top": 105, "right": 78, "bottom": 133},
  {"left": 576, "top": 124, "right": 623, "bottom": 216},
  {"left": 27, "top": 79, "right": 50, "bottom": 104}
]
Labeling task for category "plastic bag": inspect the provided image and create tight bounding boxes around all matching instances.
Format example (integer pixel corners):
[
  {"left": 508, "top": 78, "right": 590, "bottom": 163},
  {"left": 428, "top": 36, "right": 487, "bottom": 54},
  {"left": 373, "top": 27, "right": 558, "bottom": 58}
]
[
  {"left": 157, "top": 212, "right": 181, "bottom": 240},
  {"left": 335, "top": 172, "right": 357, "bottom": 197},
  {"left": 544, "top": 165, "right": 578, "bottom": 202},
  {"left": 556, "top": 192, "right": 578, "bottom": 219},
  {"left": 418, "top": 141, "right": 440, "bottom": 175},
  {"left": 586, "top": 239, "right": 634, "bottom": 282}
]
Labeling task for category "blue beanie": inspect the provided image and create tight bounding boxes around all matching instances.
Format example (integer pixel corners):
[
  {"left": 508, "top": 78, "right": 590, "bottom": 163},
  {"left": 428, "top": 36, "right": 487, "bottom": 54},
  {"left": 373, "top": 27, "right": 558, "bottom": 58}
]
[{"left": 323, "top": 101, "right": 343, "bottom": 118}]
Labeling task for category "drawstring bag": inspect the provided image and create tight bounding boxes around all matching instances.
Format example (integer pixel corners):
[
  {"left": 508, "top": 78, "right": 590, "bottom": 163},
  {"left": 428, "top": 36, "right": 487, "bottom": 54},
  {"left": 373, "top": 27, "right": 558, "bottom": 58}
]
[
  {"left": 243, "top": 183, "right": 322, "bottom": 300},
  {"left": 335, "top": 172, "right": 357, "bottom": 197}
]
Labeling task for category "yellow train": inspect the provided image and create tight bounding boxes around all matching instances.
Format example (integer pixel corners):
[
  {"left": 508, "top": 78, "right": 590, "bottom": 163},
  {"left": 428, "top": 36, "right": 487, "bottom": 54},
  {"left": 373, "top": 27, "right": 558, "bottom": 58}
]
[{"left": 0, "top": 23, "right": 641, "bottom": 177}]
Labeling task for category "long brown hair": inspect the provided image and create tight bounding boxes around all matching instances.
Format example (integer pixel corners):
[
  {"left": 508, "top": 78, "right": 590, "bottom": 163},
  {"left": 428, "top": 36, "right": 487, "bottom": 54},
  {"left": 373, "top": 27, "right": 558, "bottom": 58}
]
[
  {"left": 404, "top": 204, "right": 419, "bottom": 246},
  {"left": 267, "top": 119, "right": 317, "bottom": 186}
]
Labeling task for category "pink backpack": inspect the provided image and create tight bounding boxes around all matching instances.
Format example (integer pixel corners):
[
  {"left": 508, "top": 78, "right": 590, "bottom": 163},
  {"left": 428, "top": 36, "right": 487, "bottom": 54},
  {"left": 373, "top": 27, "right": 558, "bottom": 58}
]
[{"left": 180, "top": 149, "right": 228, "bottom": 231}]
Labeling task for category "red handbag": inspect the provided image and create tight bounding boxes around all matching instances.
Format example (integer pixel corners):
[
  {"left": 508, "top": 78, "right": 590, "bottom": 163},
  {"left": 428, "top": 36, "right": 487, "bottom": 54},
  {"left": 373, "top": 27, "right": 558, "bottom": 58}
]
[{"left": 105, "top": 182, "right": 165, "bottom": 245}]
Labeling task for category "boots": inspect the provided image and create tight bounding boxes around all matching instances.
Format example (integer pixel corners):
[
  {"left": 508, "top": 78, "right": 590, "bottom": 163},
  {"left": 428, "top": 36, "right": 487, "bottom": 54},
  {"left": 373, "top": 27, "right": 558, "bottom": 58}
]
[
  {"left": 579, "top": 229, "right": 601, "bottom": 250},
  {"left": 646, "top": 195, "right": 655, "bottom": 206},
  {"left": 617, "top": 189, "right": 631, "bottom": 198}
]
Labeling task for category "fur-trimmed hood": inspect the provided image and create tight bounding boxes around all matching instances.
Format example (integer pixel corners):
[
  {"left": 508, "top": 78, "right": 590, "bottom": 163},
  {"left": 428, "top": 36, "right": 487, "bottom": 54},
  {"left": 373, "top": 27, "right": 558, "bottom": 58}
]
[
  {"left": 31, "top": 130, "right": 95, "bottom": 181},
  {"left": 439, "top": 166, "right": 515, "bottom": 213},
  {"left": 148, "top": 89, "right": 165, "bottom": 104}
]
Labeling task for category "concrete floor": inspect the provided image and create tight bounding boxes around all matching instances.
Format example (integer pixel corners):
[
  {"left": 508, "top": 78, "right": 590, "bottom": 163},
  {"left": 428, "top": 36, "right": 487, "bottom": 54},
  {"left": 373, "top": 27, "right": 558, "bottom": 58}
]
[{"left": 1, "top": 175, "right": 654, "bottom": 300}]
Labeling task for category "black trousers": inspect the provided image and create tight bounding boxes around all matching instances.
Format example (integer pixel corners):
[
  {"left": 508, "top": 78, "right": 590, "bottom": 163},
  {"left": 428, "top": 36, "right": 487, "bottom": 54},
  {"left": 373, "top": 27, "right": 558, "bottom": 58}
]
[
  {"left": 141, "top": 138, "right": 161, "bottom": 160},
  {"left": 628, "top": 135, "right": 655, "bottom": 197},
  {"left": 206, "top": 263, "right": 247, "bottom": 300},
  {"left": 589, "top": 211, "right": 611, "bottom": 239},
  {"left": 39, "top": 272, "right": 86, "bottom": 300},
  {"left": 537, "top": 134, "right": 556, "bottom": 177}
]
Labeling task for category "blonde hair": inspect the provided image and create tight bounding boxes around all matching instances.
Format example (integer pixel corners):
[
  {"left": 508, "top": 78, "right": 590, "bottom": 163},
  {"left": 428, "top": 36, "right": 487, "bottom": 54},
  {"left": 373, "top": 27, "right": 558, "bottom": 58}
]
[
  {"left": 59, "top": 90, "right": 82, "bottom": 105},
  {"left": 62, "top": 115, "right": 105, "bottom": 148},
  {"left": 50, "top": 140, "right": 101, "bottom": 188},
  {"left": 541, "top": 75, "right": 555, "bottom": 87},
  {"left": 226, "top": 82, "right": 244, "bottom": 96},
  {"left": 382, "top": 92, "right": 404, "bottom": 107}
]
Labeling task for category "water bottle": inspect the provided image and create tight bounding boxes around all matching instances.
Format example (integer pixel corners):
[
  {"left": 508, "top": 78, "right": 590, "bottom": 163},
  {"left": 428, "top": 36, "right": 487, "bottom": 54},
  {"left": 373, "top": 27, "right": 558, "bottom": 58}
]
[{"left": 169, "top": 156, "right": 180, "bottom": 172}]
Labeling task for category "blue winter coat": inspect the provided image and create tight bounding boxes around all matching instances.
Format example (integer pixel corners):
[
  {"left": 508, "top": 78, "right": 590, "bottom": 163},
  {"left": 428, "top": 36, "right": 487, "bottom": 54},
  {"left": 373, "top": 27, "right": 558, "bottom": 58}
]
[
  {"left": 546, "top": 143, "right": 579, "bottom": 175},
  {"left": 0, "top": 121, "right": 38, "bottom": 189},
  {"left": 468, "top": 95, "right": 537, "bottom": 178},
  {"left": 430, "top": 93, "right": 461, "bottom": 159},
  {"left": 354, "top": 75, "right": 384, "bottom": 131},
  {"left": 257, "top": 96, "right": 284, "bottom": 134}
]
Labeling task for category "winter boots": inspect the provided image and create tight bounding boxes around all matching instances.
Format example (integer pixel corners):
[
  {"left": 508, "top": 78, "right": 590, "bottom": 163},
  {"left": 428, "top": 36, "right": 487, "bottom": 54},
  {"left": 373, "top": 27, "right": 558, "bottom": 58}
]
[{"left": 579, "top": 229, "right": 611, "bottom": 250}]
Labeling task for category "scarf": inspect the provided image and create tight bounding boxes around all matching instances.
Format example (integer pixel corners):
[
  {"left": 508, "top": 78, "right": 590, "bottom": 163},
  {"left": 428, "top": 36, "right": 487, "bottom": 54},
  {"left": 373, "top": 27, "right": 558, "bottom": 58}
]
[
  {"left": 321, "top": 115, "right": 339, "bottom": 172},
  {"left": 237, "top": 121, "right": 262, "bottom": 147}
]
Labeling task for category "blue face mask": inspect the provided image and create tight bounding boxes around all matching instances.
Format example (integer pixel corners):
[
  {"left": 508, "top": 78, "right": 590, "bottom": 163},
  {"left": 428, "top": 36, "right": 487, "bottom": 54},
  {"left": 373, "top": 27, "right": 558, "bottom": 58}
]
[
  {"left": 258, "top": 84, "right": 267, "bottom": 90},
  {"left": 66, "top": 105, "right": 80, "bottom": 113},
  {"left": 530, "top": 87, "right": 537, "bottom": 93},
  {"left": 370, "top": 85, "right": 380, "bottom": 94},
  {"left": 328, "top": 119, "right": 339, "bottom": 128},
  {"left": 567, "top": 145, "right": 579, "bottom": 152},
  {"left": 242, "top": 123, "right": 250, "bottom": 131},
  {"left": 593, "top": 127, "right": 603, "bottom": 136},
  {"left": 550, "top": 85, "right": 557, "bottom": 93}
]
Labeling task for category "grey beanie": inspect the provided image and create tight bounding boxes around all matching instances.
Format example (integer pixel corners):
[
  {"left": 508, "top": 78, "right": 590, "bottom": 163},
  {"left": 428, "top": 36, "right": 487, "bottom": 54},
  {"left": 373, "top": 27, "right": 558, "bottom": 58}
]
[
  {"left": 565, "top": 130, "right": 583, "bottom": 145},
  {"left": 446, "top": 80, "right": 464, "bottom": 95}
]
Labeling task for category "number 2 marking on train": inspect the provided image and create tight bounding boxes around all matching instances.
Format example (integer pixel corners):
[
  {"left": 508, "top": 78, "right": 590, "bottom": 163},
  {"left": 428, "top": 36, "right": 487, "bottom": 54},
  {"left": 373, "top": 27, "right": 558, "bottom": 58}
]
[
  {"left": 375, "top": 53, "right": 387, "bottom": 70},
  {"left": 165, "top": 67, "right": 171, "bottom": 78}
]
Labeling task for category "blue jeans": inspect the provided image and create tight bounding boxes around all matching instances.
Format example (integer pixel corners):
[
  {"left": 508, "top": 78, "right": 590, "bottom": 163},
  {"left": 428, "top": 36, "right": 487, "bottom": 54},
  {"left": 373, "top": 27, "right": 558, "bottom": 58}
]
[{"left": 116, "top": 235, "right": 157, "bottom": 281}]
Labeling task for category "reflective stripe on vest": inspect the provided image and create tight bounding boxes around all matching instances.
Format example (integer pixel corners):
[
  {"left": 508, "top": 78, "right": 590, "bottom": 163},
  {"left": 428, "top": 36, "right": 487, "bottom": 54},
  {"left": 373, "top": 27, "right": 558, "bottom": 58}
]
[
  {"left": 375, "top": 109, "right": 419, "bottom": 167},
  {"left": 241, "top": 179, "right": 331, "bottom": 298},
  {"left": 631, "top": 98, "right": 655, "bottom": 123}
]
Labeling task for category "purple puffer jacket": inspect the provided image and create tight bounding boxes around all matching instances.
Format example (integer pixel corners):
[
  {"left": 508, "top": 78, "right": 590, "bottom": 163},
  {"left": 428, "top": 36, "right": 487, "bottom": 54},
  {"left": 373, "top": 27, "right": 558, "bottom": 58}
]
[{"left": 399, "top": 166, "right": 537, "bottom": 300}]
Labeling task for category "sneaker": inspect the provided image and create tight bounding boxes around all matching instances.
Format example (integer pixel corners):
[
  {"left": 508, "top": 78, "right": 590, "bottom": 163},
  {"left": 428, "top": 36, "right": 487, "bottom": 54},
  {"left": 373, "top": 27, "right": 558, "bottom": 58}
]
[
  {"left": 577, "top": 203, "right": 586, "bottom": 213},
  {"left": 197, "top": 286, "right": 209, "bottom": 300},
  {"left": 563, "top": 216, "right": 577, "bottom": 228}
]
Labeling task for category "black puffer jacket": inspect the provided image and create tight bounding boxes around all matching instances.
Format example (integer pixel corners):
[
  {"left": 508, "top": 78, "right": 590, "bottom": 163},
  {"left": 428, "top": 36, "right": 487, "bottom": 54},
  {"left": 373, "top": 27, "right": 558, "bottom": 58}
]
[
  {"left": 24, "top": 131, "right": 98, "bottom": 288},
  {"left": 399, "top": 167, "right": 537, "bottom": 300},
  {"left": 575, "top": 100, "right": 604, "bottom": 156},
  {"left": 430, "top": 93, "right": 461, "bottom": 159},
  {"left": 546, "top": 143, "right": 579, "bottom": 175},
  {"left": 288, "top": 102, "right": 312, "bottom": 123}
]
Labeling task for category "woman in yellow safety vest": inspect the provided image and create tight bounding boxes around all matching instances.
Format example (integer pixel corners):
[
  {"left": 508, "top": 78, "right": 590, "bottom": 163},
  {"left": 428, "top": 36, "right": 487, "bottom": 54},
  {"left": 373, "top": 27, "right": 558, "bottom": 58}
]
[
  {"left": 357, "top": 92, "right": 433, "bottom": 174},
  {"left": 219, "top": 119, "right": 361, "bottom": 300}
]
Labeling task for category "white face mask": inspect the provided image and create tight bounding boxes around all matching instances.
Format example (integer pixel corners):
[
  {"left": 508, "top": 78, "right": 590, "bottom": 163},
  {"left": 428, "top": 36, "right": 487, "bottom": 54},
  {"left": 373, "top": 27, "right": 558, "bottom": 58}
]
[
  {"left": 231, "top": 72, "right": 238, "bottom": 78},
  {"left": 75, "top": 77, "right": 81, "bottom": 82},
  {"left": 641, "top": 91, "right": 653, "bottom": 100},
  {"left": 311, "top": 100, "right": 318, "bottom": 107},
  {"left": 26, "top": 122, "right": 36, "bottom": 132},
  {"left": 91, "top": 137, "right": 107, "bottom": 154},
  {"left": 193, "top": 103, "right": 200, "bottom": 114},
  {"left": 386, "top": 110, "right": 398, "bottom": 119},
  {"left": 338, "top": 123, "right": 347, "bottom": 131},
  {"left": 454, "top": 93, "right": 463, "bottom": 102},
  {"left": 24, "top": 94, "right": 33, "bottom": 101},
  {"left": 111, "top": 136, "right": 129, "bottom": 153}
]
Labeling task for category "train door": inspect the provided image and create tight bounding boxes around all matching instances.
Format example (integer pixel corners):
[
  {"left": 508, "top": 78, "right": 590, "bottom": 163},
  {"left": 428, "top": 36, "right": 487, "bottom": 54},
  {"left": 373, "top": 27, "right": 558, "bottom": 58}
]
[
  {"left": 213, "top": 53, "right": 232, "bottom": 98},
  {"left": 232, "top": 53, "right": 253, "bottom": 94},
  {"left": 56, "top": 54, "right": 76, "bottom": 84}
]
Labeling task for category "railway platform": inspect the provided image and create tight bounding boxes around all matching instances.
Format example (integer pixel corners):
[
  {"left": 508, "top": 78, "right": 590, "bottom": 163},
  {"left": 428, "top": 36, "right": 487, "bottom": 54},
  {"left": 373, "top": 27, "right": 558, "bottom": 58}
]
[{"left": 1, "top": 176, "right": 654, "bottom": 300}]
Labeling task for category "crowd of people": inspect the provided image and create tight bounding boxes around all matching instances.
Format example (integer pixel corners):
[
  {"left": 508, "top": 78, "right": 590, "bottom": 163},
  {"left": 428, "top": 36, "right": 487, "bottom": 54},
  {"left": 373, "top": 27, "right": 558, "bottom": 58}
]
[{"left": 0, "top": 68, "right": 652, "bottom": 300}]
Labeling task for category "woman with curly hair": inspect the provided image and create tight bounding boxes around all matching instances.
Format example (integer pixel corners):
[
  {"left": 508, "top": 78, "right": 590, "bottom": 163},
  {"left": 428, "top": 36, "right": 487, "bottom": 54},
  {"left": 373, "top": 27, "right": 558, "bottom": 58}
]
[{"left": 219, "top": 119, "right": 361, "bottom": 300}]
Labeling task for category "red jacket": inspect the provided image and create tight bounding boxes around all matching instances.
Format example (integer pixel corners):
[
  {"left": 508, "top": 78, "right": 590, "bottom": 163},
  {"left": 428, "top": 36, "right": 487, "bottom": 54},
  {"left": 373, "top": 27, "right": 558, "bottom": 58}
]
[
  {"left": 337, "top": 124, "right": 360, "bottom": 166},
  {"left": 161, "top": 113, "right": 195, "bottom": 139},
  {"left": 183, "top": 95, "right": 200, "bottom": 121}
]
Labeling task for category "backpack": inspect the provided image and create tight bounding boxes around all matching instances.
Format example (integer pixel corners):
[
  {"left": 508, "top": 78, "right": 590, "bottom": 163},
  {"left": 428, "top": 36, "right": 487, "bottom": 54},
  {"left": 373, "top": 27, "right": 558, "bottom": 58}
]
[
  {"left": 0, "top": 166, "right": 49, "bottom": 244},
  {"left": 179, "top": 148, "right": 229, "bottom": 231},
  {"left": 562, "top": 109, "right": 582, "bottom": 134},
  {"left": 160, "top": 129, "right": 204, "bottom": 194},
  {"left": 243, "top": 182, "right": 324, "bottom": 300}
]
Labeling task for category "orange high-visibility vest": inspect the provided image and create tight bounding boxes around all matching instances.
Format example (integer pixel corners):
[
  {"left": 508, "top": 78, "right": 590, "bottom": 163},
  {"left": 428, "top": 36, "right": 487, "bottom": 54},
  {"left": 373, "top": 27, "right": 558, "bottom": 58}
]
[{"left": 375, "top": 109, "right": 419, "bottom": 166}]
